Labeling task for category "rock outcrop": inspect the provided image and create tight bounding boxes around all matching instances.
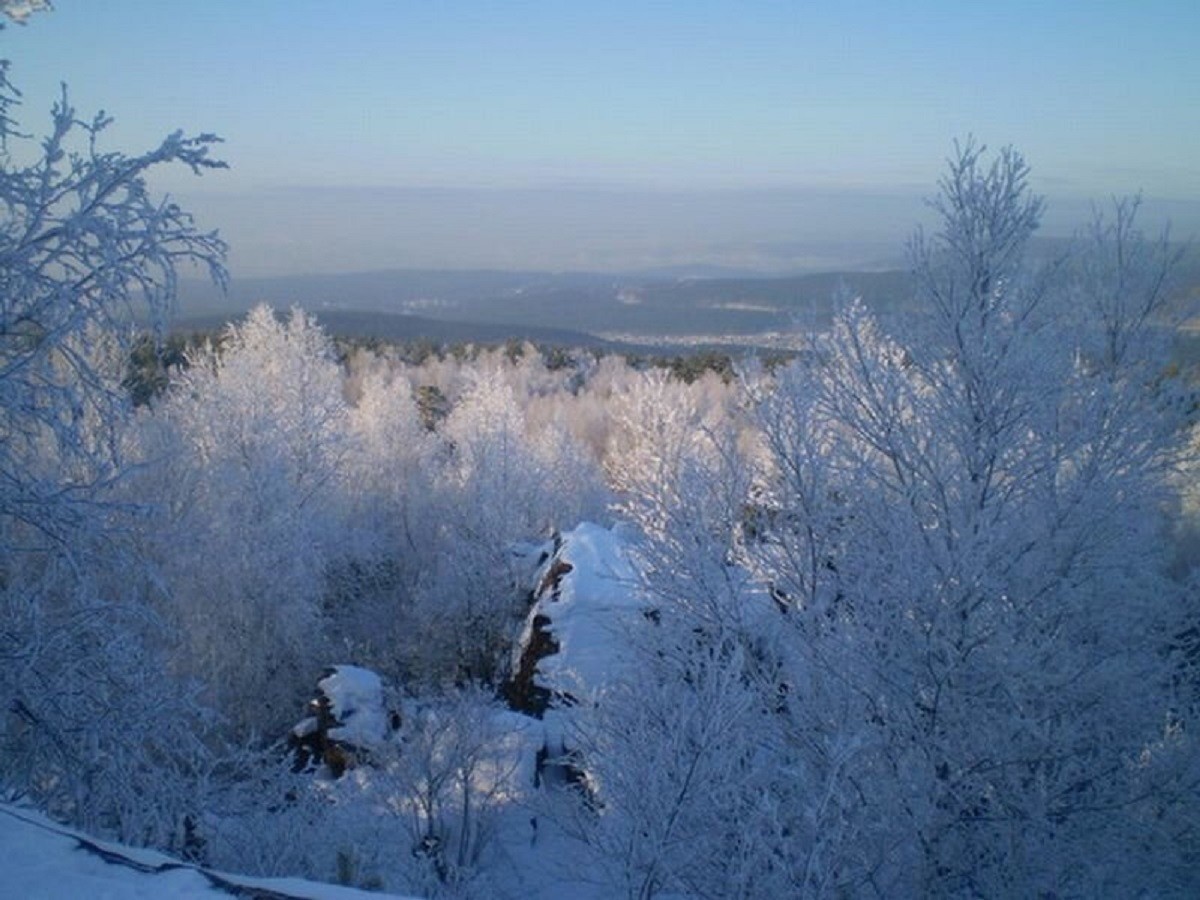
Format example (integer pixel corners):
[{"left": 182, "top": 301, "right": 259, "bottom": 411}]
[
  {"left": 502, "top": 523, "right": 645, "bottom": 788},
  {"left": 289, "top": 665, "right": 399, "bottom": 776}
]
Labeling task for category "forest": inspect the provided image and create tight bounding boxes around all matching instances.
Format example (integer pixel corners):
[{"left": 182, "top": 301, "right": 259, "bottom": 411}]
[{"left": 3, "top": 8, "right": 1200, "bottom": 899}]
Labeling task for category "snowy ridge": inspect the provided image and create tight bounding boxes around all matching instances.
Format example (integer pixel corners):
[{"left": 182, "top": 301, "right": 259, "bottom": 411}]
[
  {"left": 509, "top": 522, "right": 650, "bottom": 770},
  {"left": 0, "top": 803, "right": 421, "bottom": 900},
  {"left": 534, "top": 522, "right": 644, "bottom": 699}
]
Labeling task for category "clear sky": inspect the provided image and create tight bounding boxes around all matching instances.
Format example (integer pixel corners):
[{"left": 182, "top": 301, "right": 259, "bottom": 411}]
[{"left": 4, "top": 1, "right": 1199, "bottom": 275}]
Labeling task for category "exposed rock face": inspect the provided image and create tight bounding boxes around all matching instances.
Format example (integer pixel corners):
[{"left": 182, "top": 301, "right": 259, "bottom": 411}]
[
  {"left": 503, "top": 534, "right": 573, "bottom": 717},
  {"left": 289, "top": 665, "right": 399, "bottom": 777},
  {"left": 502, "top": 612, "right": 560, "bottom": 717}
]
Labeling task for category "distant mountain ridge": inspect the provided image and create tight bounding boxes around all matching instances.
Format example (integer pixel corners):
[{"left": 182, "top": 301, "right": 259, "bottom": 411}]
[
  {"left": 175, "top": 308, "right": 621, "bottom": 352},
  {"left": 174, "top": 238, "right": 1199, "bottom": 348},
  {"left": 175, "top": 266, "right": 915, "bottom": 346}
]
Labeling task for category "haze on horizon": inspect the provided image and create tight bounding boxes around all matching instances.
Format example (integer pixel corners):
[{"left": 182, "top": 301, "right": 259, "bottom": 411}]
[{"left": 7, "top": 0, "right": 1199, "bottom": 277}]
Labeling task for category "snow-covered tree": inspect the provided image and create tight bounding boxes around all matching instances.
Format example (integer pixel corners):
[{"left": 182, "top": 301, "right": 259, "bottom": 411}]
[
  {"left": 415, "top": 373, "right": 604, "bottom": 685},
  {"left": 605, "top": 369, "right": 738, "bottom": 541},
  {"left": 0, "top": 72, "right": 225, "bottom": 557},
  {"left": 1, "top": 0, "right": 51, "bottom": 26},
  {"left": 743, "top": 142, "right": 1199, "bottom": 895},
  {"left": 557, "top": 639, "right": 800, "bottom": 900},
  {"left": 144, "top": 305, "right": 349, "bottom": 733},
  {"left": 381, "top": 687, "right": 530, "bottom": 897},
  {"left": 327, "top": 367, "right": 438, "bottom": 672},
  {"left": 0, "top": 54, "right": 226, "bottom": 840},
  {"left": 579, "top": 142, "right": 1198, "bottom": 897}
]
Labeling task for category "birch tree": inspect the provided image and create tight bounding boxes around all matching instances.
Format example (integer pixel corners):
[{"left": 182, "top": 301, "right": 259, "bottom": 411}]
[
  {"left": 145, "top": 306, "right": 349, "bottom": 733},
  {"left": 748, "top": 142, "right": 1198, "bottom": 895},
  {"left": 0, "top": 47, "right": 227, "bottom": 839},
  {"left": 586, "top": 142, "right": 1198, "bottom": 897}
]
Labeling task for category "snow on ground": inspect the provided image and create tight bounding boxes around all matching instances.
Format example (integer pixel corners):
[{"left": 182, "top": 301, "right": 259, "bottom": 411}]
[{"left": 0, "top": 803, "right": 420, "bottom": 900}]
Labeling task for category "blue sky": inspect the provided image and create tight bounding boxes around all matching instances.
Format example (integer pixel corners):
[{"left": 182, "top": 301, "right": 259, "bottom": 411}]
[{"left": 4, "top": 1, "right": 1198, "bottom": 274}]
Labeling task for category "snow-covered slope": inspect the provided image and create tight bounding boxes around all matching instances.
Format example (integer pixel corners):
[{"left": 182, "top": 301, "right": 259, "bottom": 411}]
[{"left": 0, "top": 803, "right": 420, "bottom": 900}]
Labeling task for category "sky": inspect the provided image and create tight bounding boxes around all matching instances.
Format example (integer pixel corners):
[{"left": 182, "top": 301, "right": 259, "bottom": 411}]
[{"left": 4, "top": 1, "right": 1199, "bottom": 276}]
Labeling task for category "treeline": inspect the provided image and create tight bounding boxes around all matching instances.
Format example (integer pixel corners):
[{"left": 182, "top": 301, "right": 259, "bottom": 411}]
[{"left": 123, "top": 327, "right": 786, "bottom": 411}]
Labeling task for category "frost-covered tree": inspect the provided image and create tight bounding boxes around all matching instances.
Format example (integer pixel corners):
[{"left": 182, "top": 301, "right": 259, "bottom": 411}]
[
  {"left": 743, "top": 142, "right": 1199, "bottom": 895},
  {"left": 605, "top": 369, "right": 738, "bottom": 540},
  {"left": 327, "top": 367, "right": 438, "bottom": 671},
  {"left": 0, "top": 74, "right": 225, "bottom": 555},
  {"left": 0, "top": 46, "right": 227, "bottom": 840},
  {"left": 415, "top": 374, "right": 604, "bottom": 685},
  {"left": 381, "top": 687, "right": 531, "bottom": 896},
  {"left": 580, "top": 143, "right": 1198, "bottom": 898},
  {"left": 1, "top": 1, "right": 51, "bottom": 26},
  {"left": 143, "top": 305, "right": 349, "bottom": 733},
  {"left": 557, "top": 639, "right": 800, "bottom": 900}
]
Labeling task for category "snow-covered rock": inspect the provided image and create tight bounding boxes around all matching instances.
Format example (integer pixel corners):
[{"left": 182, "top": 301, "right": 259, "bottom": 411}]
[
  {"left": 503, "top": 522, "right": 647, "bottom": 785},
  {"left": 320, "top": 665, "right": 390, "bottom": 748},
  {"left": 290, "top": 665, "right": 398, "bottom": 776},
  {"left": 532, "top": 522, "right": 644, "bottom": 698}
]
